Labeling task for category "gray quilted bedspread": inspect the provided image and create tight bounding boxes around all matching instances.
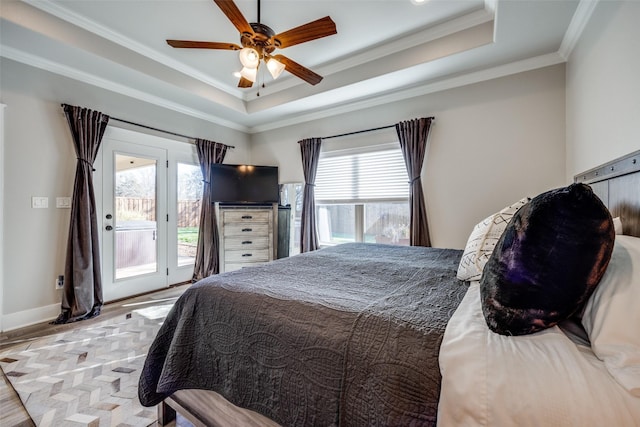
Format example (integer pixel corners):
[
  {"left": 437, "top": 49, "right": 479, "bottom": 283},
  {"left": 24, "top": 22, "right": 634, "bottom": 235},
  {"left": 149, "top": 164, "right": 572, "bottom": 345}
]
[{"left": 139, "top": 243, "right": 466, "bottom": 426}]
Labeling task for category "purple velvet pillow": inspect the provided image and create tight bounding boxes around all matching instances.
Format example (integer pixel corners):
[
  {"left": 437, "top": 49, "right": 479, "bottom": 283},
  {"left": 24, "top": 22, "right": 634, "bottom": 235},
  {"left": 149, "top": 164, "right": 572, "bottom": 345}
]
[{"left": 480, "top": 183, "right": 614, "bottom": 336}]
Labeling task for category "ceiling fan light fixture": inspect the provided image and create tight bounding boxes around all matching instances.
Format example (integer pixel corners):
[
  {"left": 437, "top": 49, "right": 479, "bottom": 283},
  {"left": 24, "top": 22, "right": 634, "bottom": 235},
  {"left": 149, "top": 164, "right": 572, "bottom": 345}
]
[
  {"left": 266, "top": 57, "right": 285, "bottom": 79},
  {"left": 166, "top": 0, "right": 337, "bottom": 86},
  {"left": 240, "top": 66, "right": 257, "bottom": 82},
  {"left": 239, "top": 47, "right": 260, "bottom": 68}
]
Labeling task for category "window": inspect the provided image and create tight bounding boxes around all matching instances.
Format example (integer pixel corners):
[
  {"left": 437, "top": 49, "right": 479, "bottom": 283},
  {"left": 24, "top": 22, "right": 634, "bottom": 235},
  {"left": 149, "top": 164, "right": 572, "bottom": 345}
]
[{"left": 315, "top": 143, "right": 410, "bottom": 246}]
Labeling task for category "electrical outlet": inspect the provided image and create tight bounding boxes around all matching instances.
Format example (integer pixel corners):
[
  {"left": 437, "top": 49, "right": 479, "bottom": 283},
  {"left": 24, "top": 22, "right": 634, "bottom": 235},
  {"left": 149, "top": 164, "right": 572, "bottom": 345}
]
[
  {"left": 55, "top": 275, "right": 64, "bottom": 289},
  {"left": 32, "top": 196, "right": 49, "bottom": 209},
  {"left": 56, "top": 197, "right": 72, "bottom": 208}
]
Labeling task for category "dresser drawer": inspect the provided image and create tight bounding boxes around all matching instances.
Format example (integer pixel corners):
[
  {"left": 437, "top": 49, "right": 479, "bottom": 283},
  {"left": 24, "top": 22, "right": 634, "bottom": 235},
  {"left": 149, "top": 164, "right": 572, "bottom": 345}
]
[
  {"left": 223, "top": 223, "right": 270, "bottom": 237},
  {"left": 224, "top": 262, "right": 267, "bottom": 272},
  {"left": 224, "top": 236, "right": 269, "bottom": 250},
  {"left": 222, "top": 210, "right": 271, "bottom": 224},
  {"left": 218, "top": 206, "right": 274, "bottom": 273},
  {"left": 225, "top": 248, "right": 270, "bottom": 263}
]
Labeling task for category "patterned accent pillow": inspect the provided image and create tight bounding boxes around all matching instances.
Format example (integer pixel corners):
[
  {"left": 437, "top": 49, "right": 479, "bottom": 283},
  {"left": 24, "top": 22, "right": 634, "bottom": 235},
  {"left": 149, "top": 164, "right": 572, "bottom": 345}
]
[{"left": 456, "top": 197, "right": 530, "bottom": 281}]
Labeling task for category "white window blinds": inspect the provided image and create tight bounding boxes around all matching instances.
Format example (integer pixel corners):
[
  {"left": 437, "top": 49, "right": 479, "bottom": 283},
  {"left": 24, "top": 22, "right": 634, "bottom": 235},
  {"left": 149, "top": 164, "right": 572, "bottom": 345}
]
[{"left": 315, "top": 146, "right": 409, "bottom": 203}]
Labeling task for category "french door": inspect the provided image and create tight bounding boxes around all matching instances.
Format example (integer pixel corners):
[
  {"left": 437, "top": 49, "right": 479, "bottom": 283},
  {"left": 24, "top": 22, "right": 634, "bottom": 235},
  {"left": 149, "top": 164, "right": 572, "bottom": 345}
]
[{"left": 97, "top": 128, "right": 199, "bottom": 302}]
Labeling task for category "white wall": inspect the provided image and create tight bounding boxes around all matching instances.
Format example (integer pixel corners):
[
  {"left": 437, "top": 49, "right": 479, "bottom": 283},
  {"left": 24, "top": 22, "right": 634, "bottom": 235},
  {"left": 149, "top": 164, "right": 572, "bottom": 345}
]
[
  {"left": 252, "top": 65, "right": 567, "bottom": 249},
  {"left": 0, "top": 60, "right": 251, "bottom": 330},
  {"left": 566, "top": 1, "right": 640, "bottom": 180}
]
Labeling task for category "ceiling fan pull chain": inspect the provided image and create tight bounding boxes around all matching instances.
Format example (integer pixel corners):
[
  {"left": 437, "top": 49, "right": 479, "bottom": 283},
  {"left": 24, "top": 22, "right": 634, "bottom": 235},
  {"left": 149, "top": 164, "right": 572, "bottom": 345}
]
[{"left": 257, "top": 67, "right": 265, "bottom": 96}]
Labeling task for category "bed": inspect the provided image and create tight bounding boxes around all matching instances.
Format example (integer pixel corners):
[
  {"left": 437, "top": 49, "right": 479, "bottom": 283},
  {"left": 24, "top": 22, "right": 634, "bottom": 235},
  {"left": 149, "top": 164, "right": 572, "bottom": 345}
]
[
  {"left": 139, "top": 150, "right": 640, "bottom": 426},
  {"left": 139, "top": 243, "right": 467, "bottom": 426}
]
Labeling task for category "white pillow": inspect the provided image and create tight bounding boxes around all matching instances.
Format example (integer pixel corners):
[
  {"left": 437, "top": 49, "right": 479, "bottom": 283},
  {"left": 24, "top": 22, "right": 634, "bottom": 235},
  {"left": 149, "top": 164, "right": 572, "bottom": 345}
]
[
  {"left": 582, "top": 235, "right": 640, "bottom": 396},
  {"left": 613, "top": 216, "right": 623, "bottom": 235},
  {"left": 457, "top": 197, "right": 529, "bottom": 281}
]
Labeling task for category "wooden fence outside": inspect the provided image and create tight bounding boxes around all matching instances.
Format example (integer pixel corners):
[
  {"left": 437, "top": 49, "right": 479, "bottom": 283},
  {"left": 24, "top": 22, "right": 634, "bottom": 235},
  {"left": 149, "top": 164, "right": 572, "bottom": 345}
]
[
  {"left": 115, "top": 197, "right": 201, "bottom": 227},
  {"left": 177, "top": 199, "right": 201, "bottom": 227}
]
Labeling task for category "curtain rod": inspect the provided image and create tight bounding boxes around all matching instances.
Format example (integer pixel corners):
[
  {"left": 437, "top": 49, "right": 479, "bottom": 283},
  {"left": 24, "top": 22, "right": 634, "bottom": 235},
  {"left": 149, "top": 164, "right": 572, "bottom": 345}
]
[
  {"left": 109, "top": 116, "right": 235, "bottom": 149},
  {"left": 59, "top": 104, "right": 235, "bottom": 149},
  {"left": 320, "top": 117, "right": 434, "bottom": 140},
  {"left": 321, "top": 124, "right": 395, "bottom": 140}
]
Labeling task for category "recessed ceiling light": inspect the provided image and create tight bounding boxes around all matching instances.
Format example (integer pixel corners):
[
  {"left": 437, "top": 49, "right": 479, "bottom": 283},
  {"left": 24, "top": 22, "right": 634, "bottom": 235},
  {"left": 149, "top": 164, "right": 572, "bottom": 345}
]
[
  {"left": 411, "top": 0, "right": 427, "bottom": 5},
  {"left": 233, "top": 71, "right": 241, "bottom": 78}
]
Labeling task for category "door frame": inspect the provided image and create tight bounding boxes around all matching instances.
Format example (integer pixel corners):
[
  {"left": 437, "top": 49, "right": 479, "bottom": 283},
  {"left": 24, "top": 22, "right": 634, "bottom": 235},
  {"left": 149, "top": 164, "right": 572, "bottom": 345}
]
[
  {"left": 0, "top": 104, "right": 5, "bottom": 331},
  {"left": 95, "top": 127, "right": 198, "bottom": 302},
  {"left": 168, "top": 149, "right": 200, "bottom": 284}
]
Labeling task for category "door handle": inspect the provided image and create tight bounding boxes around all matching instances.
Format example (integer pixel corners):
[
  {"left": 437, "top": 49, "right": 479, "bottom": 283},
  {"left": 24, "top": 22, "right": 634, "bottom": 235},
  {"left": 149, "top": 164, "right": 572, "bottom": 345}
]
[{"left": 105, "top": 225, "right": 113, "bottom": 231}]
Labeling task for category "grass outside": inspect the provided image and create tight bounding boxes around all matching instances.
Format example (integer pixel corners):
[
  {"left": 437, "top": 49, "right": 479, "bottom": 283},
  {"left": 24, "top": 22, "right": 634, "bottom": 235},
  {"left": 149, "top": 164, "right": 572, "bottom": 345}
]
[{"left": 178, "top": 227, "right": 199, "bottom": 244}]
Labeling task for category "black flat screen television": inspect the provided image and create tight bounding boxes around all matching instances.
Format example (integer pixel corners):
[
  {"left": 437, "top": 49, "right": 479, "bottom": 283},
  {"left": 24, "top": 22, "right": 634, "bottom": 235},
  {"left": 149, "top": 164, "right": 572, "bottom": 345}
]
[{"left": 210, "top": 164, "right": 279, "bottom": 204}]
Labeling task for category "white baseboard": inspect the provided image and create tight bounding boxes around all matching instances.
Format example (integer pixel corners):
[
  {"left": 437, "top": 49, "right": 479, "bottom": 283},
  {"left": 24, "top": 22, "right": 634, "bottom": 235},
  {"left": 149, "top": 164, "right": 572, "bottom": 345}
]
[{"left": 1, "top": 303, "right": 60, "bottom": 332}]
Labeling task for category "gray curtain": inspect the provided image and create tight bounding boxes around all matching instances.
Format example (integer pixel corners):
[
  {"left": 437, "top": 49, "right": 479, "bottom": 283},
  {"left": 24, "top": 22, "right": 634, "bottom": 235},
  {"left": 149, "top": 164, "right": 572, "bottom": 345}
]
[
  {"left": 52, "top": 104, "right": 109, "bottom": 324},
  {"left": 396, "top": 117, "right": 434, "bottom": 247},
  {"left": 192, "top": 138, "right": 228, "bottom": 281},
  {"left": 299, "top": 138, "right": 322, "bottom": 253}
]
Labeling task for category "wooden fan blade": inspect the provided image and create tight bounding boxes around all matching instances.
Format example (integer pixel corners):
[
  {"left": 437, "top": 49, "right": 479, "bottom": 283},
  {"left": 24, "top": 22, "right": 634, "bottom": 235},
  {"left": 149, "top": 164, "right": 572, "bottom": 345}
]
[
  {"left": 273, "top": 54, "right": 323, "bottom": 85},
  {"left": 238, "top": 76, "right": 254, "bottom": 88},
  {"left": 213, "top": 0, "right": 254, "bottom": 35},
  {"left": 273, "top": 16, "right": 337, "bottom": 49},
  {"left": 167, "top": 40, "right": 242, "bottom": 50}
]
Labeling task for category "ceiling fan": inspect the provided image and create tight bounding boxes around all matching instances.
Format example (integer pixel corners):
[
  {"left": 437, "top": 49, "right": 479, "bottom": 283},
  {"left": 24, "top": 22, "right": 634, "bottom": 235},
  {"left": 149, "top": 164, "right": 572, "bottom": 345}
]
[{"left": 167, "top": 0, "right": 337, "bottom": 88}]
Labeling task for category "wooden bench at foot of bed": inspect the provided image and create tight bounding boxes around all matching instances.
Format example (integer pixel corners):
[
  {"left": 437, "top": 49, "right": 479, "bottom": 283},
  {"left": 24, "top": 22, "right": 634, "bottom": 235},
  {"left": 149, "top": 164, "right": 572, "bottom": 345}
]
[{"left": 158, "top": 389, "right": 282, "bottom": 427}]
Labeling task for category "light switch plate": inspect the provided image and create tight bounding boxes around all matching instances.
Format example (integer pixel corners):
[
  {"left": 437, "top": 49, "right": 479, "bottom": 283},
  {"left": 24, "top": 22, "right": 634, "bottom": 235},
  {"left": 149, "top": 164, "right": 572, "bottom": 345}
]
[
  {"left": 56, "top": 197, "right": 72, "bottom": 208},
  {"left": 32, "top": 196, "right": 49, "bottom": 209}
]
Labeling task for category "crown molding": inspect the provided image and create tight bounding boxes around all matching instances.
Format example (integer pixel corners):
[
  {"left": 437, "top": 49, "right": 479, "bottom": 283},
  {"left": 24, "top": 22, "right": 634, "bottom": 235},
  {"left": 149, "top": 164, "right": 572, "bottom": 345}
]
[
  {"left": 1, "top": 46, "right": 249, "bottom": 132},
  {"left": 558, "top": 0, "right": 599, "bottom": 60},
  {"left": 3, "top": 41, "right": 564, "bottom": 135},
  {"left": 23, "top": 0, "right": 492, "bottom": 105},
  {"left": 242, "top": 7, "right": 494, "bottom": 100},
  {"left": 248, "top": 52, "right": 565, "bottom": 134},
  {"left": 21, "top": 0, "right": 243, "bottom": 99}
]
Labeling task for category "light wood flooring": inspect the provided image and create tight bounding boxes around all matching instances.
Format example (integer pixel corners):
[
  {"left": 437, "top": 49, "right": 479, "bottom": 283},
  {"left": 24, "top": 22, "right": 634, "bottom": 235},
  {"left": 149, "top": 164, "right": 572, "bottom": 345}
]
[{"left": 0, "top": 284, "right": 190, "bottom": 426}]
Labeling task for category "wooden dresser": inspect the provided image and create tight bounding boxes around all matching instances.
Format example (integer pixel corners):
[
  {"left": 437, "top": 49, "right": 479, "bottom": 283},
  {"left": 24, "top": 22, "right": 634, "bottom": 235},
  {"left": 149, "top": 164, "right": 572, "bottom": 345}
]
[{"left": 218, "top": 204, "right": 276, "bottom": 273}]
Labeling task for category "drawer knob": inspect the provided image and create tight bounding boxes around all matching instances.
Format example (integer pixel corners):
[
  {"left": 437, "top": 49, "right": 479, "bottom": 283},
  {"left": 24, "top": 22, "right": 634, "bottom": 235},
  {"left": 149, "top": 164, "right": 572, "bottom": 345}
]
[
  {"left": 242, "top": 228, "right": 252, "bottom": 232},
  {"left": 242, "top": 253, "right": 253, "bottom": 257},
  {"left": 242, "top": 241, "right": 253, "bottom": 244},
  {"left": 242, "top": 215, "right": 253, "bottom": 219}
]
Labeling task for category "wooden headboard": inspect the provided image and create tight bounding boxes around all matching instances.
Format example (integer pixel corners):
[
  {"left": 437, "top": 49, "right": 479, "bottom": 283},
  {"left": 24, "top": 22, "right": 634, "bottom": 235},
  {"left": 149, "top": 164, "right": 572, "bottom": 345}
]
[{"left": 574, "top": 149, "right": 640, "bottom": 238}]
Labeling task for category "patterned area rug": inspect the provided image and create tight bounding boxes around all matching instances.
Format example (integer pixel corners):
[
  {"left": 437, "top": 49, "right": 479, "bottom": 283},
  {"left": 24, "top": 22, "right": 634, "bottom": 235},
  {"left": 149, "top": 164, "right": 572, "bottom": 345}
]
[{"left": 0, "top": 303, "right": 175, "bottom": 426}]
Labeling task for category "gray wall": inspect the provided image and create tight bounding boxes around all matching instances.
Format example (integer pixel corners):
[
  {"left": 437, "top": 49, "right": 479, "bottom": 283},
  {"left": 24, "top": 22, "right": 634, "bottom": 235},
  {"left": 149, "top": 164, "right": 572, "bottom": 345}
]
[
  {"left": 251, "top": 65, "right": 567, "bottom": 250},
  {"left": 566, "top": 1, "right": 640, "bottom": 180}
]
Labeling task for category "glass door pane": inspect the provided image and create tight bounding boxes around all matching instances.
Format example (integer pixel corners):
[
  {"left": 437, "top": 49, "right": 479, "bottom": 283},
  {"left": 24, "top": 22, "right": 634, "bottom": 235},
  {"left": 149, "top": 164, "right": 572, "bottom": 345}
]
[
  {"left": 280, "top": 183, "right": 303, "bottom": 255},
  {"left": 101, "top": 132, "right": 168, "bottom": 302},
  {"left": 177, "top": 162, "right": 202, "bottom": 267},
  {"left": 114, "top": 154, "right": 158, "bottom": 279}
]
